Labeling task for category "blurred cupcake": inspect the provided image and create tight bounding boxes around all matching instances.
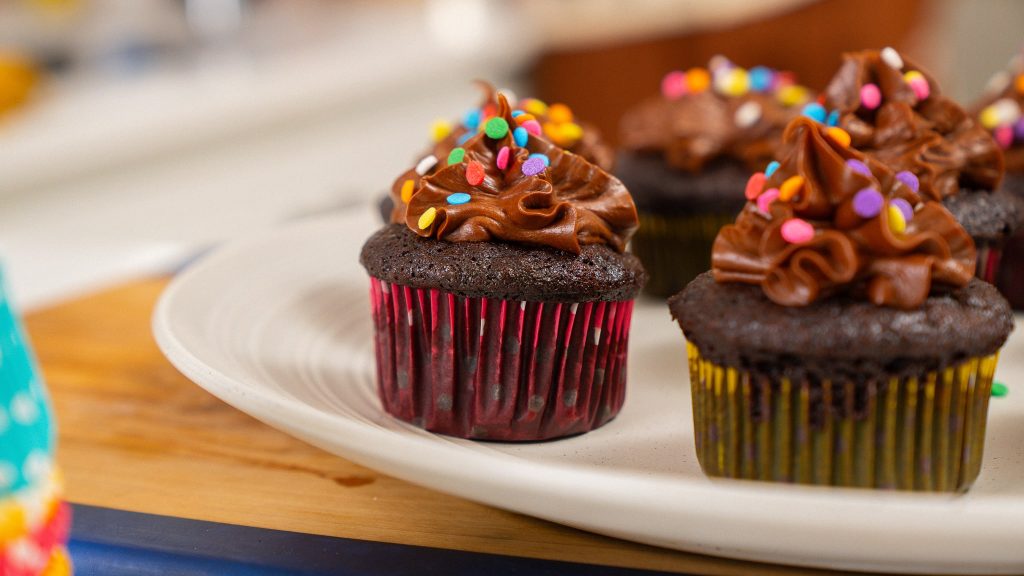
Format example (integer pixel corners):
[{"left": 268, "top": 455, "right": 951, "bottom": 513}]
[
  {"left": 617, "top": 56, "right": 813, "bottom": 297},
  {"left": 0, "top": 269, "right": 72, "bottom": 574},
  {"left": 381, "top": 82, "right": 614, "bottom": 222},
  {"left": 821, "top": 47, "right": 1019, "bottom": 284},
  {"left": 361, "top": 91, "right": 645, "bottom": 441},
  {"left": 973, "top": 52, "right": 1024, "bottom": 307},
  {"left": 669, "top": 117, "right": 1012, "bottom": 491}
]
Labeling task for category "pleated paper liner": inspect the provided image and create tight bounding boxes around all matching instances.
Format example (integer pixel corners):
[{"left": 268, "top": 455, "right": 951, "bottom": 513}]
[
  {"left": 630, "top": 211, "right": 735, "bottom": 298},
  {"left": 687, "top": 343, "right": 999, "bottom": 492},
  {"left": 369, "top": 278, "right": 635, "bottom": 441},
  {"left": 975, "top": 241, "right": 1002, "bottom": 284}
]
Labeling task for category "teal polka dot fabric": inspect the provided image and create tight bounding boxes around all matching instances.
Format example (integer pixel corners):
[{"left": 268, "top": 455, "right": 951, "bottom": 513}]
[{"left": 0, "top": 269, "right": 54, "bottom": 497}]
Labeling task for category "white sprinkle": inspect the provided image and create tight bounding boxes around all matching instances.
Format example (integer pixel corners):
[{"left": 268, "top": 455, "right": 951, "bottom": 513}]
[
  {"left": 986, "top": 71, "right": 1011, "bottom": 95},
  {"left": 593, "top": 327, "right": 602, "bottom": 345},
  {"left": 881, "top": 47, "right": 903, "bottom": 70},
  {"left": 734, "top": 101, "right": 762, "bottom": 128},
  {"left": 10, "top": 393, "right": 38, "bottom": 426},
  {"left": 992, "top": 98, "right": 1022, "bottom": 124},
  {"left": 415, "top": 155, "right": 438, "bottom": 176},
  {"left": 569, "top": 303, "right": 579, "bottom": 315}
]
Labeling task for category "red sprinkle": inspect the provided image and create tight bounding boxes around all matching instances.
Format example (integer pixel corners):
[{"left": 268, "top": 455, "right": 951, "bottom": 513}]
[
  {"left": 745, "top": 172, "right": 767, "bottom": 200},
  {"left": 466, "top": 161, "right": 485, "bottom": 186}
]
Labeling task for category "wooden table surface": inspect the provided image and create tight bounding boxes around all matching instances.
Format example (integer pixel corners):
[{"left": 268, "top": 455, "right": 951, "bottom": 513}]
[{"left": 25, "top": 277, "right": 882, "bottom": 576}]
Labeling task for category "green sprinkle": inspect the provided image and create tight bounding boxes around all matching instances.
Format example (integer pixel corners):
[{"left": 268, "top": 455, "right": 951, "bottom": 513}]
[
  {"left": 484, "top": 117, "right": 510, "bottom": 139},
  {"left": 992, "top": 381, "right": 1008, "bottom": 397},
  {"left": 447, "top": 147, "right": 466, "bottom": 165}
]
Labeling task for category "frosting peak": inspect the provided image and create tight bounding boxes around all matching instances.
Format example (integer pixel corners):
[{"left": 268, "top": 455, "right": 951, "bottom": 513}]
[
  {"left": 400, "top": 93, "right": 638, "bottom": 254},
  {"left": 712, "top": 117, "right": 976, "bottom": 309}
]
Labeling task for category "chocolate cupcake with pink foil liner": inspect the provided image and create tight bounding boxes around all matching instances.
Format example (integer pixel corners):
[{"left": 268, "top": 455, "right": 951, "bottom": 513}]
[
  {"left": 361, "top": 91, "right": 646, "bottom": 441},
  {"left": 669, "top": 117, "right": 1013, "bottom": 491},
  {"left": 822, "top": 47, "right": 1021, "bottom": 284}
]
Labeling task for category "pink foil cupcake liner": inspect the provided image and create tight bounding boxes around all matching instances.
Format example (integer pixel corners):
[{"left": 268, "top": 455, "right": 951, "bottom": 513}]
[{"left": 369, "top": 278, "right": 634, "bottom": 440}]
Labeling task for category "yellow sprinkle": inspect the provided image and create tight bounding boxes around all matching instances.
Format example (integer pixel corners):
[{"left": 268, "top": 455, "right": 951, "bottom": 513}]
[
  {"left": 777, "top": 85, "right": 810, "bottom": 107},
  {"left": 400, "top": 179, "right": 415, "bottom": 203},
  {"left": 903, "top": 70, "right": 925, "bottom": 84},
  {"left": 779, "top": 175, "right": 805, "bottom": 201},
  {"left": 418, "top": 207, "right": 437, "bottom": 230},
  {"left": 1016, "top": 74, "right": 1024, "bottom": 95},
  {"left": 514, "top": 113, "right": 536, "bottom": 124},
  {"left": 547, "top": 103, "right": 573, "bottom": 123},
  {"left": 522, "top": 98, "right": 548, "bottom": 116},
  {"left": 559, "top": 122, "right": 583, "bottom": 142},
  {"left": 686, "top": 68, "right": 710, "bottom": 93},
  {"left": 888, "top": 204, "right": 906, "bottom": 234},
  {"left": 980, "top": 105, "right": 1000, "bottom": 129},
  {"left": 826, "top": 126, "right": 851, "bottom": 147},
  {"left": 718, "top": 68, "right": 749, "bottom": 97},
  {"left": 431, "top": 119, "right": 452, "bottom": 142}
]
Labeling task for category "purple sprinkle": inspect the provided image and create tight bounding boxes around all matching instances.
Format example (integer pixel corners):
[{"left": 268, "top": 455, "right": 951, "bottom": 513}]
[
  {"left": 1015, "top": 118, "right": 1024, "bottom": 141},
  {"left": 895, "top": 170, "right": 919, "bottom": 192},
  {"left": 846, "top": 159, "right": 872, "bottom": 177},
  {"left": 891, "top": 198, "right": 914, "bottom": 222},
  {"left": 522, "top": 157, "right": 546, "bottom": 176},
  {"left": 852, "top": 187, "right": 884, "bottom": 218}
]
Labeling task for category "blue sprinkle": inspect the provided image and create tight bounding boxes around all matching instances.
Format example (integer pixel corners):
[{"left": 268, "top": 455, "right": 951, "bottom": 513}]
[
  {"left": 446, "top": 192, "right": 471, "bottom": 205},
  {"left": 801, "top": 102, "right": 827, "bottom": 123},
  {"left": 513, "top": 126, "right": 529, "bottom": 147},
  {"left": 511, "top": 110, "right": 524, "bottom": 117},
  {"left": 528, "top": 153, "right": 550, "bottom": 167},
  {"left": 748, "top": 66, "right": 774, "bottom": 92},
  {"left": 826, "top": 110, "right": 840, "bottom": 127},
  {"left": 463, "top": 109, "right": 482, "bottom": 130},
  {"left": 765, "top": 161, "right": 780, "bottom": 178},
  {"left": 456, "top": 132, "right": 473, "bottom": 145}
]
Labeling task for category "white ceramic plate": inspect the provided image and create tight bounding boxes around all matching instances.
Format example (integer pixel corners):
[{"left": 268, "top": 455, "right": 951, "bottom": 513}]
[{"left": 153, "top": 207, "right": 1024, "bottom": 574}]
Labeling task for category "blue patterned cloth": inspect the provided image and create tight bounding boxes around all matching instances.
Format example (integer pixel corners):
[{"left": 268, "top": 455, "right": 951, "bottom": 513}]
[{"left": 0, "top": 268, "right": 54, "bottom": 496}]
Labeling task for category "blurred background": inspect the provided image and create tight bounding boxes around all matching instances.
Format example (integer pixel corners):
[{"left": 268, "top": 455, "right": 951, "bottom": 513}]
[{"left": 0, "top": 0, "right": 1020, "bottom": 310}]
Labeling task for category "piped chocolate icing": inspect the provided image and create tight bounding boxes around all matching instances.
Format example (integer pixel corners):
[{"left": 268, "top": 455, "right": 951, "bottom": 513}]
[{"left": 972, "top": 52, "right": 1024, "bottom": 173}]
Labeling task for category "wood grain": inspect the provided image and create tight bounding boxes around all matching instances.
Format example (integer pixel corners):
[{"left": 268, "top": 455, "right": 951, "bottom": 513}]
[{"left": 25, "top": 278, "right": 883, "bottom": 575}]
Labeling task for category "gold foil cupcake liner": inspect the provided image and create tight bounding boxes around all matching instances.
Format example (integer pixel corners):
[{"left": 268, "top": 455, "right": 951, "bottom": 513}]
[
  {"left": 631, "top": 211, "right": 735, "bottom": 297},
  {"left": 687, "top": 343, "right": 998, "bottom": 492}
]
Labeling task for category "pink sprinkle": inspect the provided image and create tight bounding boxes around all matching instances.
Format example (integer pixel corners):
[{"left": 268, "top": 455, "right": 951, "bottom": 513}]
[
  {"left": 661, "top": 71, "right": 688, "bottom": 100},
  {"left": 860, "top": 83, "right": 881, "bottom": 110},
  {"left": 995, "top": 125, "right": 1014, "bottom": 150},
  {"left": 757, "top": 188, "right": 780, "bottom": 213},
  {"left": 780, "top": 218, "right": 815, "bottom": 244},
  {"left": 522, "top": 120, "right": 542, "bottom": 136},
  {"left": 745, "top": 172, "right": 766, "bottom": 200},
  {"left": 909, "top": 78, "right": 930, "bottom": 101},
  {"left": 496, "top": 146, "right": 510, "bottom": 169}
]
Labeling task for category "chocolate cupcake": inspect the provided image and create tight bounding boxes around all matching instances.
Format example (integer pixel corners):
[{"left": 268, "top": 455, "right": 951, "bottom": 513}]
[
  {"left": 361, "top": 92, "right": 645, "bottom": 441},
  {"left": 381, "top": 83, "right": 614, "bottom": 223},
  {"left": 617, "top": 57, "right": 813, "bottom": 297},
  {"left": 821, "top": 47, "right": 1020, "bottom": 284},
  {"left": 669, "top": 117, "right": 1013, "bottom": 491},
  {"left": 973, "top": 52, "right": 1024, "bottom": 306}
]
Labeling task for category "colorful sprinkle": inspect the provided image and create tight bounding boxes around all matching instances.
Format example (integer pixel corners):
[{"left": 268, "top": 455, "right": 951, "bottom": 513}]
[
  {"left": 717, "top": 67, "right": 749, "bottom": 96},
  {"left": 522, "top": 119, "right": 542, "bottom": 136},
  {"left": 431, "top": 120, "right": 452, "bottom": 142},
  {"left": 734, "top": 101, "right": 762, "bottom": 128},
  {"left": 745, "top": 172, "right": 766, "bottom": 200},
  {"left": 895, "top": 170, "right": 919, "bottom": 192},
  {"left": 826, "top": 110, "right": 840, "bottom": 127},
  {"left": 548, "top": 103, "right": 573, "bottom": 123},
  {"left": 463, "top": 109, "right": 482, "bottom": 130},
  {"left": 801, "top": 102, "right": 827, "bottom": 123},
  {"left": 1014, "top": 118, "right": 1024, "bottom": 141},
  {"left": 992, "top": 381, "right": 1008, "bottom": 397},
  {"left": 521, "top": 98, "right": 548, "bottom": 116},
  {"left": 400, "top": 179, "right": 415, "bottom": 203},
  {"left": 887, "top": 204, "right": 906, "bottom": 234},
  {"left": 456, "top": 132, "right": 473, "bottom": 145},
  {"left": 484, "top": 117, "right": 509, "bottom": 139},
  {"left": 415, "top": 155, "right": 438, "bottom": 176},
  {"left": 779, "top": 175, "right": 805, "bottom": 201},
  {"left": 529, "top": 153, "right": 550, "bottom": 167},
  {"left": 880, "top": 47, "right": 904, "bottom": 70},
  {"left": 778, "top": 85, "right": 810, "bottom": 107},
  {"left": 686, "top": 68, "right": 711, "bottom": 93},
  {"left": 846, "top": 159, "right": 872, "bottom": 176},
  {"left": 860, "top": 83, "right": 882, "bottom": 110},
  {"left": 447, "top": 147, "right": 466, "bottom": 165},
  {"left": 522, "top": 157, "right": 546, "bottom": 176},
  {"left": 511, "top": 110, "right": 525, "bottom": 118},
  {"left": 549, "top": 122, "right": 583, "bottom": 145},
  {"left": 496, "top": 146, "right": 510, "bottom": 170},
  {"left": 781, "top": 218, "right": 815, "bottom": 244},
  {"left": 748, "top": 66, "right": 774, "bottom": 92},
  {"left": 1017, "top": 74, "right": 1024, "bottom": 95},
  {"left": 891, "top": 198, "right": 914, "bottom": 222},
  {"left": 466, "top": 161, "right": 485, "bottom": 185},
  {"left": 995, "top": 125, "right": 1014, "bottom": 149},
  {"left": 826, "top": 126, "right": 851, "bottom": 147},
  {"left": 757, "top": 188, "right": 780, "bottom": 213},
  {"left": 904, "top": 71, "right": 930, "bottom": 100},
  {"left": 981, "top": 98, "right": 1022, "bottom": 129},
  {"left": 765, "top": 161, "right": 780, "bottom": 178},
  {"left": 513, "top": 126, "right": 529, "bottom": 147},
  {"left": 852, "top": 187, "right": 884, "bottom": 218},
  {"left": 447, "top": 192, "right": 471, "bottom": 205},
  {"left": 514, "top": 113, "right": 536, "bottom": 124},
  {"left": 418, "top": 207, "right": 437, "bottom": 229}
]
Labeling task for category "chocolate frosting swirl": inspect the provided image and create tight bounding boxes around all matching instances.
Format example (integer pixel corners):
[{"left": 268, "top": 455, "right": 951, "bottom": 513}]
[
  {"left": 389, "top": 84, "right": 613, "bottom": 223},
  {"left": 402, "top": 94, "right": 638, "bottom": 254},
  {"left": 823, "top": 49, "right": 1004, "bottom": 200},
  {"left": 713, "top": 117, "right": 976, "bottom": 309}
]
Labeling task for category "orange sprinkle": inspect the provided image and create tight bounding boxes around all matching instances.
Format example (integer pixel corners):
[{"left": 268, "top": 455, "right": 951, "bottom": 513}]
[
  {"left": 686, "top": 68, "right": 711, "bottom": 93},
  {"left": 400, "top": 179, "right": 415, "bottom": 203},
  {"left": 779, "top": 175, "right": 805, "bottom": 201},
  {"left": 547, "top": 103, "right": 573, "bottom": 123},
  {"left": 826, "top": 126, "right": 851, "bottom": 147}
]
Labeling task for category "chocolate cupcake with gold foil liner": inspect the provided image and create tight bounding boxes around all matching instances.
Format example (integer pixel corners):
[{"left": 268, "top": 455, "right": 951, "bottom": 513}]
[
  {"left": 669, "top": 117, "right": 1013, "bottom": 491},
  {"left": 362, "top": 89, "right": 645, "bottom": 441},
  {"left": 617, "top": 57, "right": 813, "bottom": 297}
]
